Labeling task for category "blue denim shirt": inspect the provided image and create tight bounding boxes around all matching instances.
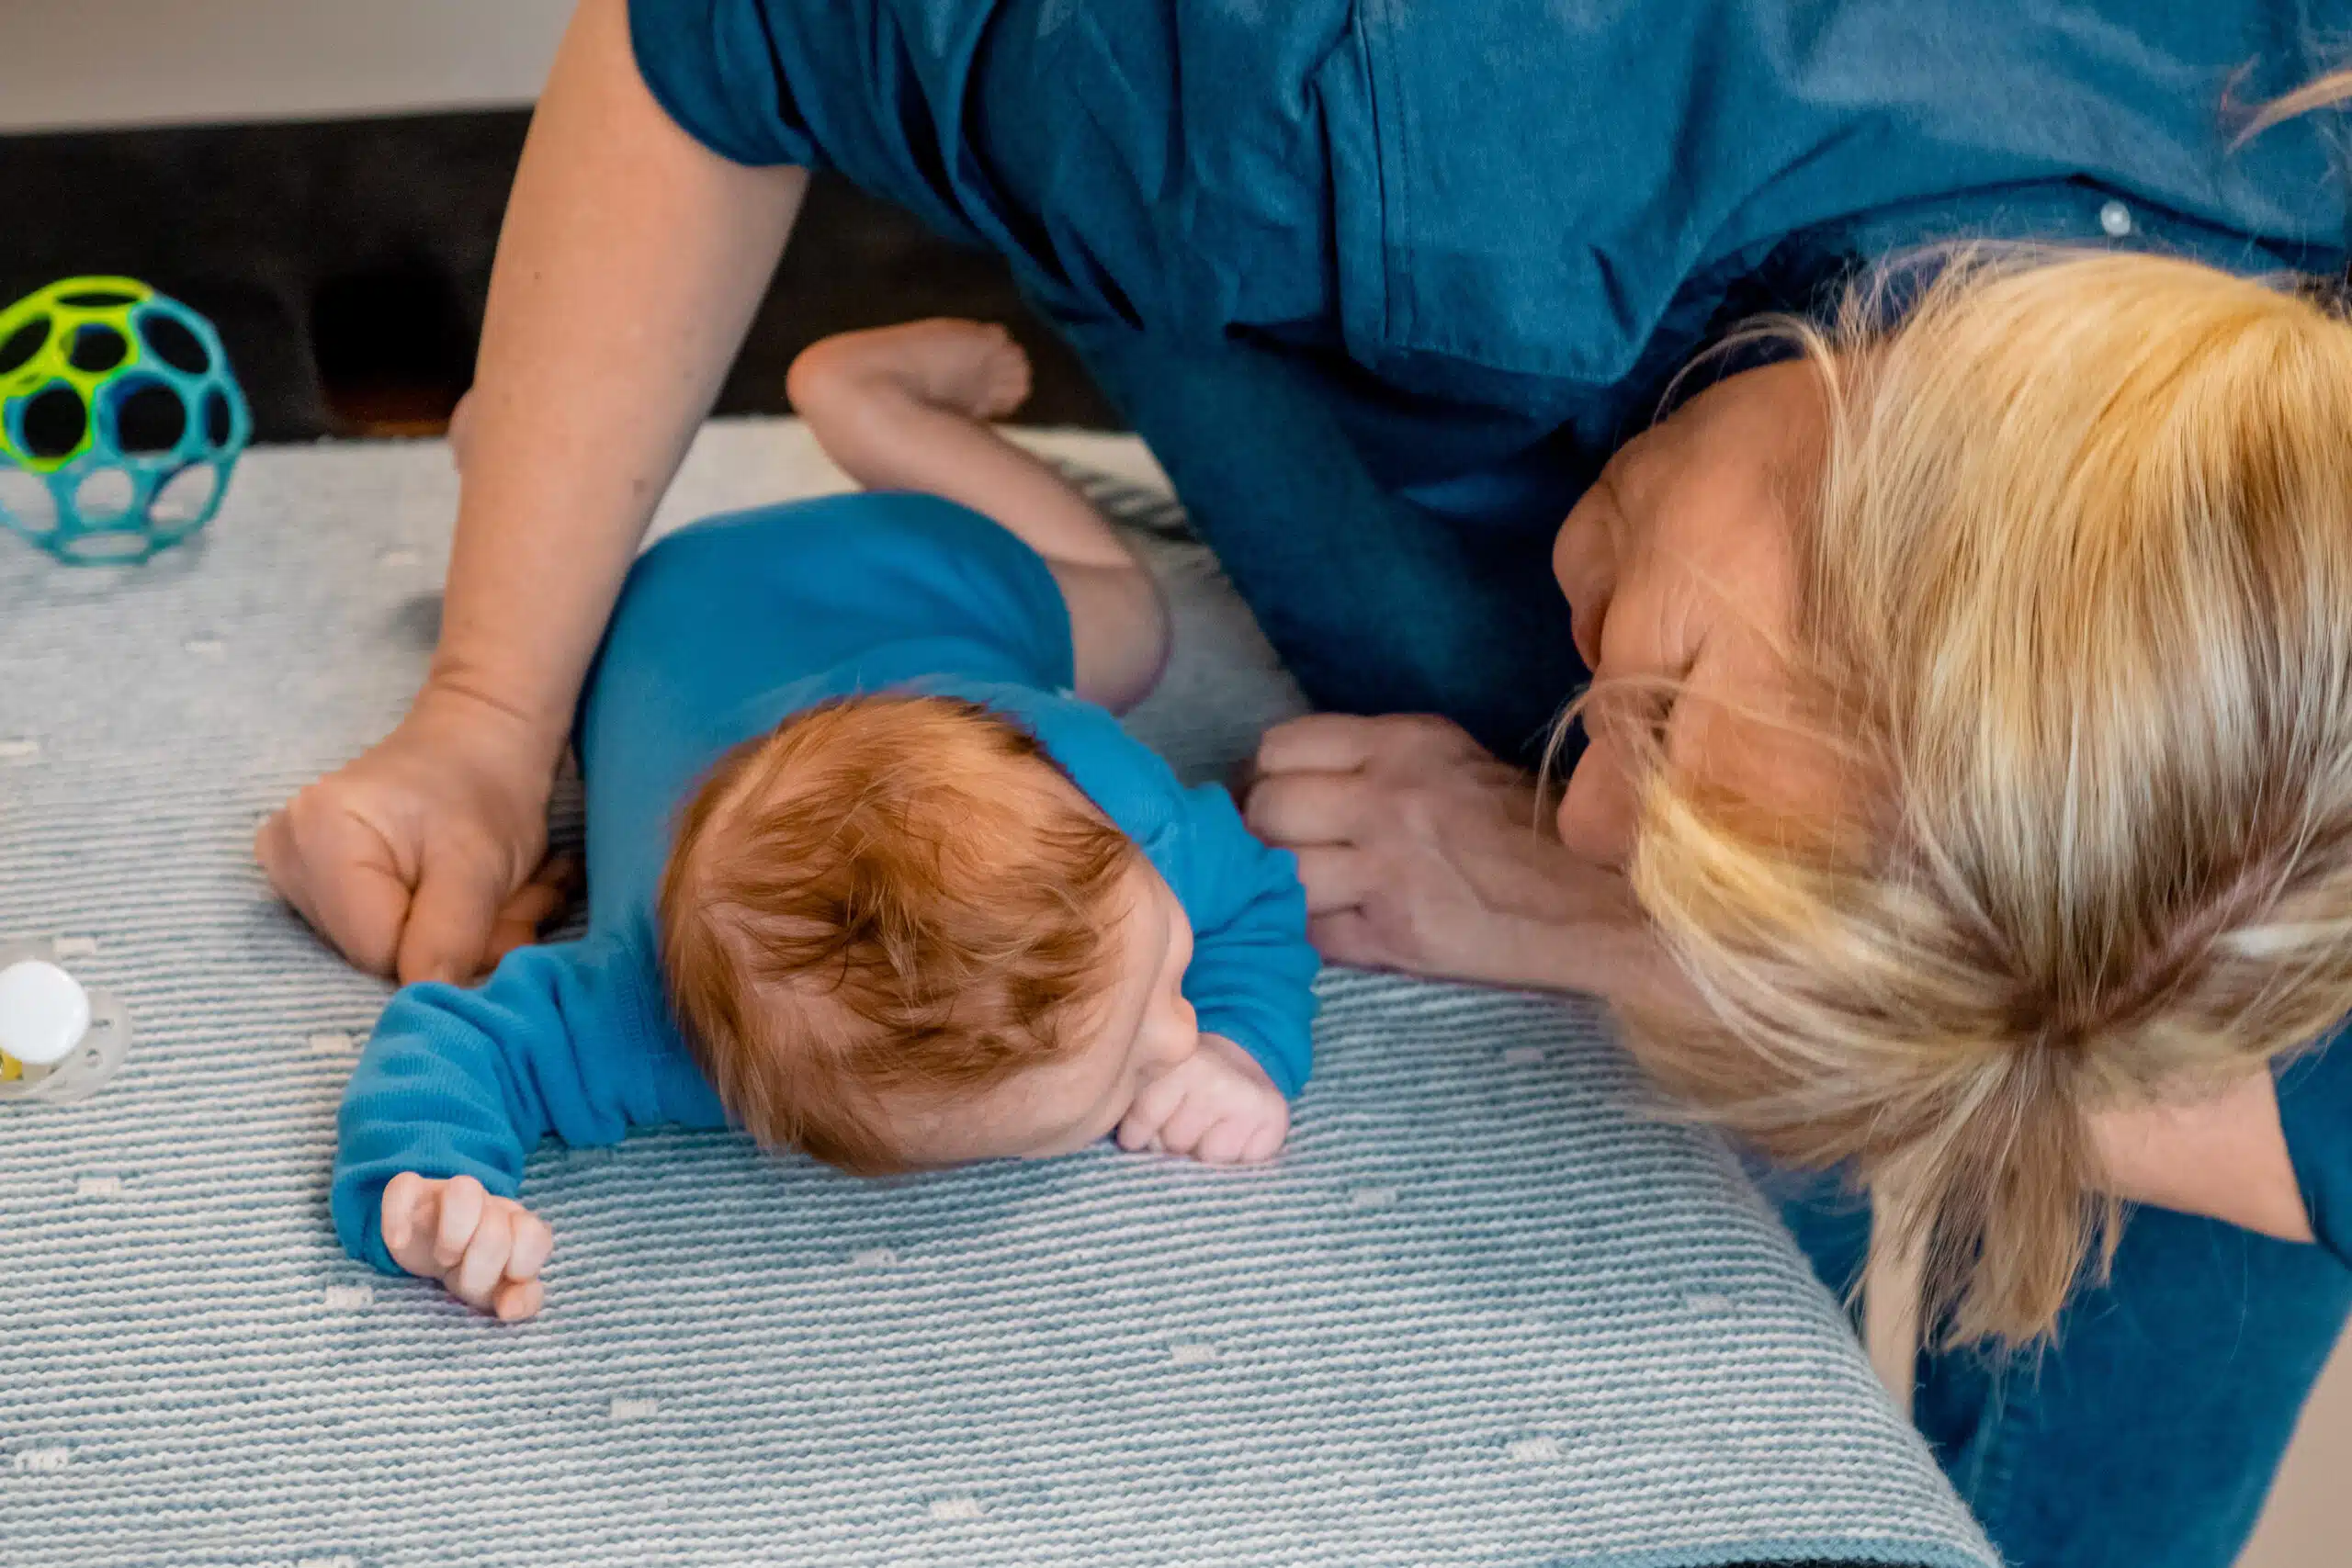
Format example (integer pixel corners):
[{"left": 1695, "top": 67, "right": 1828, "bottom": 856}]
[{"left": 626, "top": 0, "right": 2352, "bottom": 1263}]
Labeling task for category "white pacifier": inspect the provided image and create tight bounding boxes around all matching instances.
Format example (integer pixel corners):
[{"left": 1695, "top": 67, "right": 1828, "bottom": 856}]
[{"left": 0, "top": 940, "right": 130, "bottom": 1106}]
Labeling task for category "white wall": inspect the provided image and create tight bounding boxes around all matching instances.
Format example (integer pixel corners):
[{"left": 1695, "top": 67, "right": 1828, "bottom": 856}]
[{"left": 0, "top": 0, "right": 570, "bottom": 131}]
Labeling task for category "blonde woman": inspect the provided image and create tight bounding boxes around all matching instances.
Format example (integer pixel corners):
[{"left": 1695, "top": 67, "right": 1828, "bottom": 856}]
[{"left": 257, "top": 2, "right": 2352, "bottom": 1562}]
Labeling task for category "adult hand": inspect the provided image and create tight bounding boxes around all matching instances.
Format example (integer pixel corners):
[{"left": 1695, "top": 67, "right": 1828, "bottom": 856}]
[
  {"left": 1242, "top": 714, "right": 1663, "bottom": 1000},
  {"left": 255, "top": 682, "right": 567, "bottom": 986}
]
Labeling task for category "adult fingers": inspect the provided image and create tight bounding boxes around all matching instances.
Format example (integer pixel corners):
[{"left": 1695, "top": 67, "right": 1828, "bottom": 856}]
[
  {"left": 454, "top": 1203, "right": 515, "bottom": 1306},
  {"left": 397, "top": 837, "right": 514, "bottom": 987},
  {"left": 1256, "top": 713, "right": 1483, "bottom": 776},
  {"left": 482, "top": 857, "right": 582, "bottom": 966},
  {"left": 1287, "top": 845, "right": 1381, "bottom": 917},
  {"left": 1254, "top": 714, "right": 1381, "bottom": 775},
  {"left": 257, "top": 800, "right": 413, "bottom": 978},
  {"left": 1242, "top": 773, "right": 1375, "bottom": 848},
  {"left": 498, "top": 856, "right": 580, "bottom": 931},
  {"left": 433, "top": 1175, "right": 487, "bottom": 1271},
  {"left": 1307, "top": 909, "right": 1399, "bottom": 973}
]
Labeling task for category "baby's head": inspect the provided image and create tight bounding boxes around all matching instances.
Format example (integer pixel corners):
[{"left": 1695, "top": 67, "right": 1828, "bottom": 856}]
[{"left": 658, "top": 694, "right": 1200, "bottom": 1172}]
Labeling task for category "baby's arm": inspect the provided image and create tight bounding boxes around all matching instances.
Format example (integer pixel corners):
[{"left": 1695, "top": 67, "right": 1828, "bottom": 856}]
[
  {"left": 1170, "top": 786, "right": 1321, "bottom": 1100},
  {"left": 379, "top": 1171, "right": 553, "bottom": 1322},
  {"left": 1119, "top": 785, "right": 1322, "bottom": 1165},
  {"left": 786, "top": 321, "right": 1170, "bottom": 713},
  {"left": 333, "top": 934, "right": 724, "bottom": 1318},
  {"left": 1117, "top": 1034, "right": 1292, "bottom": 1165}
]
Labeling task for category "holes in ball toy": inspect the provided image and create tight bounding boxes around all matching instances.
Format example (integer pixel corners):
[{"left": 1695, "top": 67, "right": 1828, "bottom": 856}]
[
  {"left": 204, "top": 389, "right": 232, "bottom": 447},
  {"left": 0, "top": 469, "right": 57, "bottom": 536},
  {"left": 110, "top": 379, "right": 187, "bottom": 454},
  {"left": 59, "top": 288, "right": 139, "bottom": 310},
  {"left": 74, "top": 468, "right": 135, "bottom": 523},
  {"left": 0, "top": 316, "right": 49, "bottom": 378},
  {"left": 139, "top": 312, "right": 210, "bottom": 376},
  {"left": 59, "top": 529, "right": 151, "bottom": 563},
  {"left": 151, "top": 464, "right": 219, "bottom": 528},
  {"left": 68, "top": 325, "right": 128, "bottom": 375},
  {"left": 20, "top": 384, "right": 88, "bottom": 459}
]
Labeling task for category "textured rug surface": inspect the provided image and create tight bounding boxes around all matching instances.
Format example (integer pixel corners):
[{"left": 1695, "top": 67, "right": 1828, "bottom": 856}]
[{"left": 0, "top": 423, "right": 1995, "bottom": 1568}]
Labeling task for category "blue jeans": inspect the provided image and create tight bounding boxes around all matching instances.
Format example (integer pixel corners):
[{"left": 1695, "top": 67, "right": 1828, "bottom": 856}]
[{"left": 1769, "top": 1169, "right": 2352, "bottom": 1568}]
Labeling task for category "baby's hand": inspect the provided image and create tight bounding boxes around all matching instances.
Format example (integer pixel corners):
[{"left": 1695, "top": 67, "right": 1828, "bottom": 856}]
[
  {"left": 1116, "top": 1034, "right": 1291, "bottom": 1165},
  {"left": 380, "top": 1172, "right": 553, "bottom": 1322}
]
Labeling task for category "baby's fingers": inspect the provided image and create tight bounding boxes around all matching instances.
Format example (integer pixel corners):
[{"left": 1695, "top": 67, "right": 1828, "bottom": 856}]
[
  {"left": 1240, "top": 1111, "right": 1291, "bottom": 1165},
  {"left": 484, "top": 1211, "right": 553, "bottom": 1321},
  {"left": 1155, "top": 1093, "right": 1221, "bottom": 1156},
  {"left": 505, "top": 1211, "right": 555, "bottom": 1283},
  {"left": 491, "top": 1277, "right": 546, "bottom": 1323},
  {"left": 434, "top": 1174, "right": 488, "bottom": 1271},
  {"left": 380, "top": 1172, "right": 440, "bottom": 1275},
  {"left": 1117, "top": 1071, "right": 1187, "bottom": 1151},
  {"left": 1194, "top": 1115, "right": 1254, "bottom": 1166},
  {"left": 452, "top": 1202, "right": 514, "bottom": 1306}
]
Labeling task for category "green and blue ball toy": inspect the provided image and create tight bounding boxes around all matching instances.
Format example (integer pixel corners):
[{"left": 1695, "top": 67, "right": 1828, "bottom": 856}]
[{"left": 0, "top": 276, "right": 251, "bottom": 564}]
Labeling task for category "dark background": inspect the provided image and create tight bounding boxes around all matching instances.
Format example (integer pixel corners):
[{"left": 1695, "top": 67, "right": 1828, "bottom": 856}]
[{"left": 0, "top": 109, "right": 1120, "bottom": 441}]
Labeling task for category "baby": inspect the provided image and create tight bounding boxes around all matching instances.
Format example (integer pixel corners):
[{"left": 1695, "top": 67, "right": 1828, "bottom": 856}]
[{"left": 329, "top": 321, "right": 1318, "bottom": 1319}]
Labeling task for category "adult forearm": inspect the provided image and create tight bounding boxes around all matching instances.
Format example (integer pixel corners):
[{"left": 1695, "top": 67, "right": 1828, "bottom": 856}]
[{"left": 428, "top": 0, "right": 807, "bottom": 753}]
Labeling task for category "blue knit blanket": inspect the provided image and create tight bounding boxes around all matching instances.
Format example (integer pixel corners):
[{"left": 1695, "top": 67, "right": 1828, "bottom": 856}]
[{"left": 0, "top": 426, "right": 1994, "bottom": 1568}]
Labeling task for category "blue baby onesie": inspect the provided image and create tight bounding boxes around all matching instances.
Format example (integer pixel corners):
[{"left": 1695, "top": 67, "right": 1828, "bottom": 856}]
[{"left": 330, "top": 494, "right": 1318, "bottom": 1275}]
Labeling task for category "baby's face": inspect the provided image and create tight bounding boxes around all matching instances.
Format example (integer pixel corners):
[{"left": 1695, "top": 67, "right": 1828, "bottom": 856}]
[{"left": 894, "top": 859, "right": 1201, "bottom": 1164}]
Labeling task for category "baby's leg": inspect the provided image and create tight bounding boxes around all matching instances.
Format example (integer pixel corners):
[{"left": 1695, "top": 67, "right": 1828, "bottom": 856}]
[
  {"left": 794, "top": 318, "right": 1034, "bottom": 434},
  {"left": 787, "top": 321, "right": 1170, "bottom": 710},
  {"left": 787, "top": 321, "right": 1125, "bottom": 567}
]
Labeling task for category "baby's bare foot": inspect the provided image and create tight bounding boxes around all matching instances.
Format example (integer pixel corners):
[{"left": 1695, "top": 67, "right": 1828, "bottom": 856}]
[{"left": 847, "top": 318, "right": 1034, "bottom": 421}]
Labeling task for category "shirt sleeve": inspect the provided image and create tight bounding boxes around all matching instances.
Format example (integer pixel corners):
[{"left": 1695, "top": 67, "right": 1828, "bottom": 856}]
[
  {"left": 628, "top": 0, "right": 820, "bottom": 169},
  {"left": 1170, "top": 784, "right": 1319, "bottom": 1099},
  {"left": 331, "top": 935, "right": 727, "bottom": 1276},
  {"left": 2273, "top": 1030, "right": 2352, "bottom": 1267},
  {"left": 626, "top": 0, "right": 1020, "bottom": 256}
]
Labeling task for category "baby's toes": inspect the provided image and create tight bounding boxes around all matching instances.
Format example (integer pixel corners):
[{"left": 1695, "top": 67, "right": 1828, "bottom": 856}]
[{"left": 975, "top": 341, "right": 1034, "bottom": 420}]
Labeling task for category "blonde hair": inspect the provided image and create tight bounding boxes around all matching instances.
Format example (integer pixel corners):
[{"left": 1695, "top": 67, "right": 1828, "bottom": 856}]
[{"left": 1600, "top": 243, "right": 2352, "bottom": 1347}]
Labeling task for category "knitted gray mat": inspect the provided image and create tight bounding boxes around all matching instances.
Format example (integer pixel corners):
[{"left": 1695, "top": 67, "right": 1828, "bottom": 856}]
[{"left": 0, "top": 425, "right": 1994, "bottom": 1568}]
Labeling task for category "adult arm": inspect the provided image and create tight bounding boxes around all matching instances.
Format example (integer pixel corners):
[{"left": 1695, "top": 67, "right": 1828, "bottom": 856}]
[{"left": 258, "top": 0, "right": 805, "bottom": 984}]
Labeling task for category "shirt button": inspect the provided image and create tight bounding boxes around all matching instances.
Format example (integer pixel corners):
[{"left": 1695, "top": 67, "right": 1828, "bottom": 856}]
[{"left": 2099, "top": 199, "right": 2133, "bottom": 238}]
